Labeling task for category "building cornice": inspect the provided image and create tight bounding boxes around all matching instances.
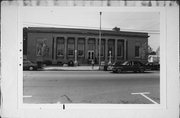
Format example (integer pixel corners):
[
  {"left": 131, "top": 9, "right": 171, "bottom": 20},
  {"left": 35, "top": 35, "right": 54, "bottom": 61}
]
[{"left": 25, "top": 27, "right": 149, "bottom": 38}]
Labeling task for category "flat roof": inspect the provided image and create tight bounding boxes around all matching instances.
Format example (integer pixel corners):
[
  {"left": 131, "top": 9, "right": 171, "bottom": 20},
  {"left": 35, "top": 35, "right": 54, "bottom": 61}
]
[{"left": 25, "top": 27, "right": 149, "bottom": 38}]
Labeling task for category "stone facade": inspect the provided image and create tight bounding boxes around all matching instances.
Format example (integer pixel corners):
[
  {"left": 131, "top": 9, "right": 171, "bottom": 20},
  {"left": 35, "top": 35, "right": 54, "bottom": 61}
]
[{"left": 23, "top": 27, "right": 149, "bottom": 65}]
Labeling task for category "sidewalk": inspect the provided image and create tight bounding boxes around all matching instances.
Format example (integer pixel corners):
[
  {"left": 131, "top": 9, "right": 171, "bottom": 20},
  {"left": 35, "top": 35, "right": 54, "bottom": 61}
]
[{"left": 42, "top": 66, "right": 100, "bottom": 71}]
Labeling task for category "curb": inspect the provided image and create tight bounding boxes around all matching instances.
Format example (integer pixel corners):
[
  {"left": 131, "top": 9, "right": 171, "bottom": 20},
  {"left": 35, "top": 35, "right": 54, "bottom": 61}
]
[
  {"left": 41, "top": 67, "right": 102, "bottom": 71},
  {"left": 42, "top": 69, "right": 101, "bottom": 71}
]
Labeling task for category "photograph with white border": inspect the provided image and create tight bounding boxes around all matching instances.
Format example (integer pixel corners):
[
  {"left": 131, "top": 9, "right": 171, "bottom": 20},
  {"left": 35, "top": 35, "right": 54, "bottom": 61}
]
[{"left": 1, "top": 5, "right": 179, "bottom": 118}]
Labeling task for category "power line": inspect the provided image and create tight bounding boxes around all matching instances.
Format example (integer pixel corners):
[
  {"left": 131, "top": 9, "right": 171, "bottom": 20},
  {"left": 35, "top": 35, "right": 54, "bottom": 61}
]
[{"left": 23, "top": 22, "right": 160, "bottom": 34}]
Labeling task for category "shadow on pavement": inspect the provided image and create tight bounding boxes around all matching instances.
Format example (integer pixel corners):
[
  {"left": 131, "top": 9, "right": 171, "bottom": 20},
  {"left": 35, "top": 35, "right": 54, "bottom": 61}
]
[{"left": 109, "top": 71, "right": 158, "bottom": 74}]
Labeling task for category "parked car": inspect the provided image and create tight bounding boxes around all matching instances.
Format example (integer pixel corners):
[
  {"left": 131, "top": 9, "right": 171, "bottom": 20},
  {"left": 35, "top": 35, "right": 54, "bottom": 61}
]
[
  {"left": 112, "top": 61, "right": 123, "bottom": 66},
  {"left": 106, "top": 61, "right": 123, "bottom": 71},
  {"left": 112, "top": 60, "right": 146, "bottom": 73},
  {"left": 43, "top": 60, "right": 52, "bottom": 66},
  {"left": 145, "top": 62, "right": 160, "bottom": 70},
  {"left": 101, "top": 61, "right": 114, "bottom": 71},
  {"left": 68, "top": 60, "right": 74, "bottom": 66},
  {"left": 23, "top": 60, "right": 38, "bottom": 71},
  {"left": 57, "top": 61, "right": 63, "bottom": 66}
]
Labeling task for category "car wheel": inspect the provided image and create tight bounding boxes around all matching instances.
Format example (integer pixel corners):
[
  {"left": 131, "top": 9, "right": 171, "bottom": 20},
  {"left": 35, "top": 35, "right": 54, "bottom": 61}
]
[
  {"left": 117, "top": 68, "right": 122, "bottom": 73},
  {"left": 29, "top": 66, "right": 34, "bottom": 71},
  {"left": 139, "top": 68, "right": 144, "bottom": 73}
]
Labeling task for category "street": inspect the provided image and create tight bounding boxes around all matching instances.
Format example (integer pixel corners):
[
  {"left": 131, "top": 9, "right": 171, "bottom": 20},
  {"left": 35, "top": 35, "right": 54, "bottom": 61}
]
[{"left": 23, "top": 71, "right": 160, "bottom": 104}]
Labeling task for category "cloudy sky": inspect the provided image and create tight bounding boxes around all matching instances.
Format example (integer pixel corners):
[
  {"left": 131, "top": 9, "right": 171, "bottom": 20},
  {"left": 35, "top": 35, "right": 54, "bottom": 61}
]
[{"left": 23, "top": 7, "right": 160, "bottom": 51}]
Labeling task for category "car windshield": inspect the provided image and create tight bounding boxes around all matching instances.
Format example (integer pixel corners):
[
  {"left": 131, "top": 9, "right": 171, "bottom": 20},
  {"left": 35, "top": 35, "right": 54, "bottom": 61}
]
[
  {"left": 24, "top": 60, "right": 33, "bottom": 64},
  {"left": 113, "top": 61, "right": 122, "bottom": 65},
  {"left": 121, "top": 61, "right": 128, "bottom": 65}
]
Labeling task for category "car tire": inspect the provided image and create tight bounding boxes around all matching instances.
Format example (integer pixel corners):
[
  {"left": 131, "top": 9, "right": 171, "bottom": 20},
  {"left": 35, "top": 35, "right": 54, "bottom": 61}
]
[
  {"left": 29, "top": 66, "right": 34, "bottom": 71},
  {"left": 139, "top": 68, "right": 144, "bottom": 73},
  {"left": 117, "top": 68, "right": 122, "bottom": 73},
  {"left": 112, "top": 69, "right": 117, "bottom": 73}
]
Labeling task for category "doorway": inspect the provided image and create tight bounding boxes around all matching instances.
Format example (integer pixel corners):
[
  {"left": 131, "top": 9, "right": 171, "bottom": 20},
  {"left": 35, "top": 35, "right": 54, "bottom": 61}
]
[{"left": 88, "top": 50, "right": 94, "bottom": 61}]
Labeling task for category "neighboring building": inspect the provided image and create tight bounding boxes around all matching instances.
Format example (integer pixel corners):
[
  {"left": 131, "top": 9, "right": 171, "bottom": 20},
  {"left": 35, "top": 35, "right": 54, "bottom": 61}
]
[
  {"left": 148, "top": 55, "right": 160, "bottom": 63},
  {"left": 148, "top": 47, "right": 160, "bottom": 63},
  {"left": 23, "top": 27, "right": 149, "bottom": 65}
]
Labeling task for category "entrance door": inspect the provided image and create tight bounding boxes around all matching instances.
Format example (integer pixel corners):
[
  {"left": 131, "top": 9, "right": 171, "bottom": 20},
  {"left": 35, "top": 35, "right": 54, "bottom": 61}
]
[{"left": 88, "top": 50, "right": 94, "bottom": 61}]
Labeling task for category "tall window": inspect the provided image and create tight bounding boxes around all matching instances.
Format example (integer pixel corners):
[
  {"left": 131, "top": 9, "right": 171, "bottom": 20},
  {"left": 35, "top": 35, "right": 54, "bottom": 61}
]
[
  {"left": 117, "top": 40, "right": 124, "bottom": 57},
  {"left": 78, "top": 38, "right": 85, "bottom": 57},
  {"left": 101, "top": 39, "right": 105, "bottom": 57},
  {"left": 98, "top": 39, "right": 105, "bottom": 57},
  {"left": 135, "top": 45, "right": 140, "bottom": 57},
  {"left": 88, "top": 38, "right": 95, "bottom": 50},
  {"left": 108, "top": 39, "right": 115, "bottom": 57},
  {"left": 68, "top": 38, "right": 75, "bottom": 56},
  {"left": 56, "top": 37, "right": 64, "bottom": 57}
]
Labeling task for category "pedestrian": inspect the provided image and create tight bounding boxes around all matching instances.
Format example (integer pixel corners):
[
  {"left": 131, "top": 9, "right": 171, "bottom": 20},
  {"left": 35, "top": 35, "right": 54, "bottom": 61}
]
[{"left": 91, "top": 60, "right": 94, "bottom": 70}]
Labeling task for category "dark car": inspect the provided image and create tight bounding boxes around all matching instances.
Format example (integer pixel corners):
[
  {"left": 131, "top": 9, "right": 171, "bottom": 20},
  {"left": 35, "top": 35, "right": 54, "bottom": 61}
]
[
  {"left": 23, "top": 60, "right": 38, "bottom": 71},
  {"left": 68, "top": 60, "right": 74, "bottom": 66},
  {"left": 146, "top": 62, "right": 160, "bottom": 70},
  {"left": 112, "top": 61, "right": 123, "bottom": 66},
  {"left": 112, "top": 60, "right": 146, "bottom": 73}
]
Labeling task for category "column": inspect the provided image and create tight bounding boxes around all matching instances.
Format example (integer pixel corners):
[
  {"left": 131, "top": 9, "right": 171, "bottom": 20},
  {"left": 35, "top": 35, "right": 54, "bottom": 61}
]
[
  {"left": 64, "top": 36, "right": 67, "bottom": 61},
  {"left": 115, "top": 39, "right": 117, "bottom": 62},
  {"left": 74, "top": 37, "right": 78, "bottom": 65},
  {"left": 85, "top": 37, "right": 88, "bottom": 60},
  {"left": 105, "top": 38, "right": 108, "bottom": 62},
  {"left": 75, "top": 37, "right": 78, "bottom": 51},
  {"left": 53, "top": 37, "right": 57, "bottom": 64},
  {"left": 95, "top": 38, "right": 98, "bottom": 59},
  {"left": 124, "top": 39, "right": 127, "bottom": 60}
]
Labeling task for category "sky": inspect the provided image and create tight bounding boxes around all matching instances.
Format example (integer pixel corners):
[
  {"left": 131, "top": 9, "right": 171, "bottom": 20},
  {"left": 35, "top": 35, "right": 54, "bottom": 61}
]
[{"left": 23, "top": 8, "right": 160, "bottom": 51}]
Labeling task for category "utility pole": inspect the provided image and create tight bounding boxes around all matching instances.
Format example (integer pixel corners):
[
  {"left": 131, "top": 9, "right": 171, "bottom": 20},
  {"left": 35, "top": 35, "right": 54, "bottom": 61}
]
[{"left": 99, "top": 12, "right": 102, "bottom": 69}]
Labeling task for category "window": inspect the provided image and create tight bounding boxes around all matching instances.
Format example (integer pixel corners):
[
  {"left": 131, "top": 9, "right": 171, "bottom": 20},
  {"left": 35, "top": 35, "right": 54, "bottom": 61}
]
[
  {"left": 135, "top": 45, "right": 140, "bottom": 57},
  {"left": 108, "top": 39, "right": 115, "bottom": 57},
  {"left": 117, "top": 40, "right": 124, "bottom": 57},
  {"left": 57, "top": 49, "right": 64, "bottom": 56},
  {"left": 78, "top": 38, "right": 85, "bottom": 56},
  {"left": 56, "top": 37, "right": 64, "bottom": 57},
  {"left": 78, "top": 50, "right": 84, "bottom": 56},
  {"left": 101, "top": 46, "right": 104, "bottom": 56},
  {"left": 68, "top": 50, "right": 74, "bottom": 56},
  {"left": 88, "top": 38, "right": 95, "bottom": 50},
  {"left": 101, "top": 39, "right": 105, "bottom": 56},
  {"left": 68, "top": 38, "right": 75, "bottom": 56},
  {"left": 97, "top": 39, "right": 105, "bottom": 57}
]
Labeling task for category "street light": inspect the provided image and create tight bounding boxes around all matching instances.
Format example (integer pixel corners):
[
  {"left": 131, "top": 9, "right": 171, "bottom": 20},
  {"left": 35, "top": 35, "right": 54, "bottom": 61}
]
[
  {"left": 108, "top": 51, "right": 112, "bottom": 65},
  {"left": 74, "top": 49, "right": 77, "bottom": 66},
  {"left": 99, "top": 12, "right": 102, "bottom": 69}
]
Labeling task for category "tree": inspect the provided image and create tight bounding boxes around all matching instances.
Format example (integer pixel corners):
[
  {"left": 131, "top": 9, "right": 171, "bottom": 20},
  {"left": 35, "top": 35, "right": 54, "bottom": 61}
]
[
  {"left": 148, "top": 45, "right": 153, "bottom": 54},
  {"left": 141, "top": 42, "right": 148, "bottom": 59},
  {"left": 147, "top": 45, "right": 157, "bottom": 55},
  {"left": 156, "top": 46, "right": 160, "bottom": 56},
  {"left": 112, "top": 27, "right": 120, "bottom": 32}
]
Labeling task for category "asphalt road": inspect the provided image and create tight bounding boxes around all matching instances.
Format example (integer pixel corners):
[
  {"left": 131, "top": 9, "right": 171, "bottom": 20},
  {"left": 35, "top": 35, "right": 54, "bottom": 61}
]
[{"left": 23, "top": 71, "right": 160, "bottom": 104}]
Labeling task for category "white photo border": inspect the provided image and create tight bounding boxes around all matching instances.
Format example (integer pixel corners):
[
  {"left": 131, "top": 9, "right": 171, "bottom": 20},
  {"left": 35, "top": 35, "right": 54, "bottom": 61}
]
[{"left": 1, "top": 5, "right": 179, "bottom": 118}]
